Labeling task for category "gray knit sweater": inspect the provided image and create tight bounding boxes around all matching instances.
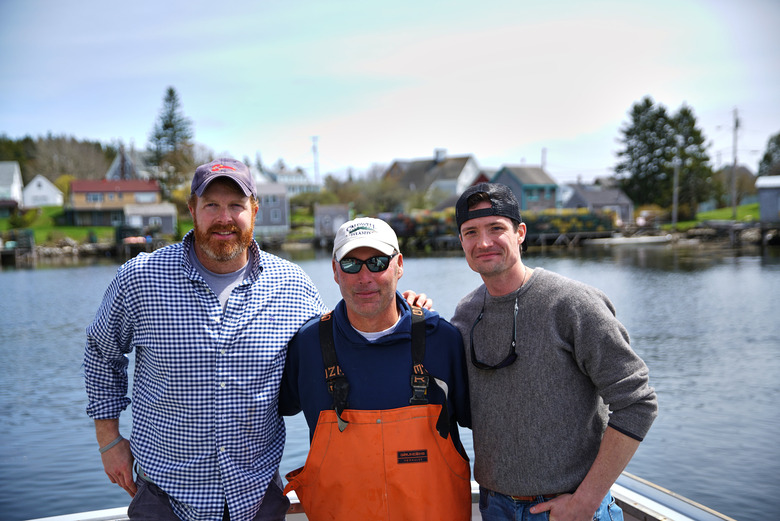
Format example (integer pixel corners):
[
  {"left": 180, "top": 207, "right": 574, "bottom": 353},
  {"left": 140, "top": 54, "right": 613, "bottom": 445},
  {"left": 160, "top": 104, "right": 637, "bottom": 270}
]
[{"left": 451, "top": 268, "right": 658, "bottom": 497}]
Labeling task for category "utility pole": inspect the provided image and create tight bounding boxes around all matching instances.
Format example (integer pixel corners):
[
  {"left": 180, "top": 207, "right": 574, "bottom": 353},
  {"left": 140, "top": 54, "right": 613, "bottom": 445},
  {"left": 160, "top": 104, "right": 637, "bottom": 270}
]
[
  {"left": 672, "top": 138, "right": 680, "bottom": 229},
  {"left": 731, "top": 108, "right": 739, "bottom": 220},
  {"left": 312, "top": 136, "right": 320, "bottom": 185}
]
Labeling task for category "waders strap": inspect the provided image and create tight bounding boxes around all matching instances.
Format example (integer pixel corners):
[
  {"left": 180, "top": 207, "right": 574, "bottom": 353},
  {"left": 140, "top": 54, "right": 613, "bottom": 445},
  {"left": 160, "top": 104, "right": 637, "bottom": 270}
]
[
  {"left": 409, "top": 307, "right": 429, "bottom": 405},
  {"left": 319, "top": 306, "right": 450, "bottom": 439},
  {"left": 319, "top": 312, "right": 349, "bottom": 432},
  {"left": 409, "top": 307, "right": 450, "bottom": 439}
]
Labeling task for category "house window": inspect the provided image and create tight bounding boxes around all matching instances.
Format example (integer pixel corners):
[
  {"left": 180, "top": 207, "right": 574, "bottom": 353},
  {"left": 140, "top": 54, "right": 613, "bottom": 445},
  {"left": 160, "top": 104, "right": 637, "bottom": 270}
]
[
  {"left": 86, "top": 193, "right": 103, "bottom": 203},
  {"left": 270, "top": 209, "right": 282, "bottom": 223},
  {"left": 135, "top": 192, "right": 156, "bottom": 203},
  {"left": 148, "top": 217, "right": 163, "bottom": 231}
]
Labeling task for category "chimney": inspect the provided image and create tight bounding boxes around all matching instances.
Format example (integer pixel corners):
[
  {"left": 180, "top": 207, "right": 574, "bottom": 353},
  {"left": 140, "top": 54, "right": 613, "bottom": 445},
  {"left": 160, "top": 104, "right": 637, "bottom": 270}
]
[{"left": 434, "top": 148, "right": 447, "bottom": 163}]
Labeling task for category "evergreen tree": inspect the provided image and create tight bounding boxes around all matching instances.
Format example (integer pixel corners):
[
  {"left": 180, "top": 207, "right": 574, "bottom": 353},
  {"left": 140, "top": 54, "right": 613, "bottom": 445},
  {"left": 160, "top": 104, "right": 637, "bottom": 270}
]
[
  {"left": 615, "top": 97, "right": 677, "bottom": 207},
  {"left": 672, "top": 105, "right": 714, "bottom": 219},
  {"left": 147, "top": 87, "right": 194, "bottom": 199},
  {"left": 0, "top": 134, "right": 37, "bottom": 181},
  {"left": 757, "top": 131, "right": 780, "bottom": 176},
  {"left": 615, "top": 97, "right": 714, "bottom": 218}
]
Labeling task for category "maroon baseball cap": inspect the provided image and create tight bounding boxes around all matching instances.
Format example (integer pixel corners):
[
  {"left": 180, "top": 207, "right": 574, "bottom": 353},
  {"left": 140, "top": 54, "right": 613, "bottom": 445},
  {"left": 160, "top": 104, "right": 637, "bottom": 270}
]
[{"left": 191, "top": 158, "right": 257, "bottom": 198}]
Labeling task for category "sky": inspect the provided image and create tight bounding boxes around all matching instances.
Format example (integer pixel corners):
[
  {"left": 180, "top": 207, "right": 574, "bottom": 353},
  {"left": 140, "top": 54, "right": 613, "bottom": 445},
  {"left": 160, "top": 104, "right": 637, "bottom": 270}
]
[{"left": 1, "top": 0, "right": 778, "bottom": 185}]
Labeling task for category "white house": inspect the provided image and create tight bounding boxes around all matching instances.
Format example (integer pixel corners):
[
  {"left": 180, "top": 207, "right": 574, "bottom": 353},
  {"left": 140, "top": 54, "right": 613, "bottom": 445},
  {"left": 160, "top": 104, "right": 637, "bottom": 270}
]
[
  {"left": 0, "top": 161, "right": 24, "bottom": 217},
  {"left": 23, "top": 174, "right": 64, "bottom": 208},
  {"left": 384, "top": 149, "right": 481, "bottom": 205}
]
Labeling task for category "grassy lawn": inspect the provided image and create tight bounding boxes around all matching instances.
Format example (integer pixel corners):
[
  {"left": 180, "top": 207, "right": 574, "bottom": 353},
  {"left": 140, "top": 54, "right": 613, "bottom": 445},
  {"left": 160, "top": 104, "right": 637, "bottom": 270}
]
[
  {"left": 1, "top": 207, "right": 110, "bottom": 245},
  {"left": 667, "top": 203, "right": 760, "bottom": 232}
]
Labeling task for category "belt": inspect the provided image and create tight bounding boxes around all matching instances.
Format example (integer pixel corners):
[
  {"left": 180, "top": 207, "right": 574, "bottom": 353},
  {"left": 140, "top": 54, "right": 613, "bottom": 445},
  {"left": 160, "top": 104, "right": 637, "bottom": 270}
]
[
  {"left": 509, "top": 493, "right": 563, "bottom": 502},
  {"left": 135, "top": 463, "right": 155, "bottom": 484}
]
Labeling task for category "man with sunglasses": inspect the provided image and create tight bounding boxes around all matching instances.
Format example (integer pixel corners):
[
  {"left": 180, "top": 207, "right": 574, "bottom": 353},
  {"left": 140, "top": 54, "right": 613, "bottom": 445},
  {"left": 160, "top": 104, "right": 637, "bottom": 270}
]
[
  {"left": 280, "top": 217, "right": 472, "bottom": 520},
  {"left": 450, "top": 183, "right": 658, "bottom": 521}
]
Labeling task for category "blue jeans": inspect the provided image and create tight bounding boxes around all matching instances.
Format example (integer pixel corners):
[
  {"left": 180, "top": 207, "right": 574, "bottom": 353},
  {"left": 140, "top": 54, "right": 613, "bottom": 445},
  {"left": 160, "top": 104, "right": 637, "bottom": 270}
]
[{"left": 478, "top": 486, "right": 623, "bottom": 521}]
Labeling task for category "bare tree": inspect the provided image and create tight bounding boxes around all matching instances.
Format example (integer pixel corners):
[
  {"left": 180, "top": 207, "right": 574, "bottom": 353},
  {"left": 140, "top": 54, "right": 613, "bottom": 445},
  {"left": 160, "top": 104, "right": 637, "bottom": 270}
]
[{"left": 29, "top": 134, "right": 114, "bottom": 183}]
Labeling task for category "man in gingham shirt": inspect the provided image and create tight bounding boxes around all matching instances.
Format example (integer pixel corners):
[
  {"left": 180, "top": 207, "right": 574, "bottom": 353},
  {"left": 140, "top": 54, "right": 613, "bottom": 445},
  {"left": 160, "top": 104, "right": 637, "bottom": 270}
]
[{"left": 84, "top": 159, "right": 327, "bottom": 521}]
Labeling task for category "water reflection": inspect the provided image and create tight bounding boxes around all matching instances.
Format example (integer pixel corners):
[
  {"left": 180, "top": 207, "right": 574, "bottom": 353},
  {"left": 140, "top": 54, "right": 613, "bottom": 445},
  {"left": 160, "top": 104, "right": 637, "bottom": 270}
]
[{"left": 1, "top": 244, "right": 778, "bottom": 521}]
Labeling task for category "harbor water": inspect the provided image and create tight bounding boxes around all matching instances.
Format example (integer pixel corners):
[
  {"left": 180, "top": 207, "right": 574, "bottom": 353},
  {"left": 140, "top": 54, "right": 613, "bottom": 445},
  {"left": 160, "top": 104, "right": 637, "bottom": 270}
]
[{"left": 1, "top": 244, "right": 779, "bottom": 521}]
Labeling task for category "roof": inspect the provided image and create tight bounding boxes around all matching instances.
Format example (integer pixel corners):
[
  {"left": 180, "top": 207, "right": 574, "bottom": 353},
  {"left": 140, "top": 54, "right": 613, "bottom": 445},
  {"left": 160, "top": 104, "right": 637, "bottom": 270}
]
[
  {"left": 0, "top": 161, "right": 22, "bottom": 185},
  {"left": 568, "top": 184, "right": 632, "bottom": 205},
  {"left": 755, "top": 176, "right": 780, "bottom": 188},
  {"left": 106, "top": 148, "right": 149, "bottom": 180},
  {"left": 257, "top": 183, "right": 287, "bottom": 196},
  {"left": 496, "top": 165, "right": 556, "bottom": 185},
  {"left": 71, "top": 179, "right": 159, "bottom": 192},
  {"left": 124, "top": 203, "right": 177, "bottom": 216}
]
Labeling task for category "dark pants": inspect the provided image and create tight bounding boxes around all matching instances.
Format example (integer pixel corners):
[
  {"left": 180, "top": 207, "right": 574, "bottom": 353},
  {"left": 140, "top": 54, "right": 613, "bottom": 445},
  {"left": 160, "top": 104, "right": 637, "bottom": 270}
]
[{"left": 127, "top": 472, "right": 290, "bottom": 521}]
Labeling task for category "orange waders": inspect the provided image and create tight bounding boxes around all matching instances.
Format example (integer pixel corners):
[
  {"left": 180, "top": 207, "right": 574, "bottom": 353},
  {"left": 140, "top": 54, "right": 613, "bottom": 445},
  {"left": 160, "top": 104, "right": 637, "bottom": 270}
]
[{"left": 284, "top": 309, "right": 471, "bottom": 521}]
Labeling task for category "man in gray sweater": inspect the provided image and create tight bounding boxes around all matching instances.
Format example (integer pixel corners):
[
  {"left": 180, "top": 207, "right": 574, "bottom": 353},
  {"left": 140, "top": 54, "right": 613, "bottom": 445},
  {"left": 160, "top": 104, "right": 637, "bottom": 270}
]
[{"left": 450, "top": 183, "right": 658, "bottom": 521}]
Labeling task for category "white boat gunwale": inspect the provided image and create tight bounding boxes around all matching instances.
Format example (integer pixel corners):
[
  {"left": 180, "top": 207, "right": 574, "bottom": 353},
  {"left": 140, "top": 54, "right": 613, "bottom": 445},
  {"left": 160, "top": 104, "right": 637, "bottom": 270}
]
[{"left": 25, "top": 473, "right": 737, "bottom": 521}]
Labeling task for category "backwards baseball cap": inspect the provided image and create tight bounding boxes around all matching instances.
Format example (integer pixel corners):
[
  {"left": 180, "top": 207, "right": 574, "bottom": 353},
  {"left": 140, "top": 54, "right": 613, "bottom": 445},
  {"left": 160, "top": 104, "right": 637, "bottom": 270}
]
[
  {"left": 456, "top": 182, "right": 522, "bottom": 230},
  {"left": 191, "top": 158, "right": 257, "bottom": 198},
  {"left": 333, "top": 217, "right": 400, "bottom": 261}
]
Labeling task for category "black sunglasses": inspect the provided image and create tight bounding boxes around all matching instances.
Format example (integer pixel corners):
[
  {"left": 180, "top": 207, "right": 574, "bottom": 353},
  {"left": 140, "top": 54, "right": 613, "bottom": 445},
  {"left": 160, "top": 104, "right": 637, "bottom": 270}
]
[
  {"left": 470, "top": 295, "right": 518, "bottom": 370},
  {"left": 339, "top": 253, "right": 398, "bottom": 274}
]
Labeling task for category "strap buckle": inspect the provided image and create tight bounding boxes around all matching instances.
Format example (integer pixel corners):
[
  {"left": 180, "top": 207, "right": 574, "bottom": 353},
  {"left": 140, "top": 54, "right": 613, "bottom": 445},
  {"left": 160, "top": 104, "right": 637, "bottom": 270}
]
[{"left": 409, "top": 373, "right": 429, "bottom": 405}]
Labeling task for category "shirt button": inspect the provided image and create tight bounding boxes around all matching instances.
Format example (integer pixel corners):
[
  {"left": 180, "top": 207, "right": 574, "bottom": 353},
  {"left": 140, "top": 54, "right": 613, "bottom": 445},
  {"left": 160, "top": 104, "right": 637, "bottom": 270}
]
[
  {"left": 220, "top": 447, "right": 226, "bottom": 452},
  {"left": 220, "top": 349, "right": 226, "bottom": 354},
  {"left": 220, "top": 382, "right": 226, "bottom": 388}
]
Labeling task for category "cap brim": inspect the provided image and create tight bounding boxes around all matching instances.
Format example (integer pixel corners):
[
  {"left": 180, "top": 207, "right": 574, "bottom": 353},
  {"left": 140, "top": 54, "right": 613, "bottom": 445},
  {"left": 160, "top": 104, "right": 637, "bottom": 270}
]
[
  {"left": 194, "top": 174, "right": 254, "bottom": 197},
  {"left": 334, "top": 239, "right": 396, "bottom": 261}
]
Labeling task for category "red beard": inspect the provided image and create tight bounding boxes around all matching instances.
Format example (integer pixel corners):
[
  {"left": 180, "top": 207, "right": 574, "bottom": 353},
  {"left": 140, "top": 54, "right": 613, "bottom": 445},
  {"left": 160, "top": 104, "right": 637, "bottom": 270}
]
[{"left": 193, "top": 222, "right": 254, "bottom": 262}]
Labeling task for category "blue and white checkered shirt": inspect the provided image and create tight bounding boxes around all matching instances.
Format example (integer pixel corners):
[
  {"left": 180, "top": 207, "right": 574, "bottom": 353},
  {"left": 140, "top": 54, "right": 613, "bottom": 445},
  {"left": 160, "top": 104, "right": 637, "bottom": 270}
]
[{"left": 85, "top": 232, "right": 327, "bottom": 521}]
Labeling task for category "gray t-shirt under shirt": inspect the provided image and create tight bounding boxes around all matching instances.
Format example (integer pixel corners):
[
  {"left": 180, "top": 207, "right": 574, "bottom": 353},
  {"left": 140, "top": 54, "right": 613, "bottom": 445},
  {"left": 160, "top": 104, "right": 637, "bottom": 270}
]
[{"left": 188, "top": 246, "right": 253, "bottom": 311}]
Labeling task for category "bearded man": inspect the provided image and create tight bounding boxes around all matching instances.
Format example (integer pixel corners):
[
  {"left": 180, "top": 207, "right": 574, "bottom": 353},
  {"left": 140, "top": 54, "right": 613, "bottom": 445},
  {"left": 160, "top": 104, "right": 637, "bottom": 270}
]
[{"left": 84, "top": 159, "right": 328, "bottom": 521}]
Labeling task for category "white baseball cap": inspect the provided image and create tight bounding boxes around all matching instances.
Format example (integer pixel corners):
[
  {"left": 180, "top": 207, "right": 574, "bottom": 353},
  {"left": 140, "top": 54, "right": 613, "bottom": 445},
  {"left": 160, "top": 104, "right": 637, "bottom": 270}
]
[{"left": 333, "top": 217, "right": 400, "bottom": 261}]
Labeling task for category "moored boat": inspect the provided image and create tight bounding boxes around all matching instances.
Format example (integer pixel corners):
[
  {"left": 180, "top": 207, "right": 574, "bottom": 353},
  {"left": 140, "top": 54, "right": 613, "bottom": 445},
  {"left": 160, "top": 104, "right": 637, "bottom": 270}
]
[{"left": 585, "top": 234, "right": 673, "bottom": 246}]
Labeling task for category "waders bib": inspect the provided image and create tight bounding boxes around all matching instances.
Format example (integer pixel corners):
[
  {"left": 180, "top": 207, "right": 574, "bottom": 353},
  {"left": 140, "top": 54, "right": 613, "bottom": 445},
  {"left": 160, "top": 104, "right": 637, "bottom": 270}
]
[{"left": 284, "top": 308, "right": 471, "bottom": 521}]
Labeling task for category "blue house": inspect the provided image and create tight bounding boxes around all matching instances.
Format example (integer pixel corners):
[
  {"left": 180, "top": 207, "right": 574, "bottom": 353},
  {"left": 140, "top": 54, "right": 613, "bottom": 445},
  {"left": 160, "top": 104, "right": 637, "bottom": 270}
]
[
  {"left": 756, "top": 176, "right": 780, "bottom": 223},
  {"left": 254, "top": 183, "right": 290, "bottom": 244},
  {"left": 492, "top": 166, "right": 558, "bottom": 212}
]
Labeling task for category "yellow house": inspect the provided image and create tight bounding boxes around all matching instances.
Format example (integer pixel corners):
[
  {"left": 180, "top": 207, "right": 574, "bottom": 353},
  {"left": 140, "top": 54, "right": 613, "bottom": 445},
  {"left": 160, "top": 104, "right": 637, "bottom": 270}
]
[{"left": 67, "top": 179, "right": 161, "bottom": 226}]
